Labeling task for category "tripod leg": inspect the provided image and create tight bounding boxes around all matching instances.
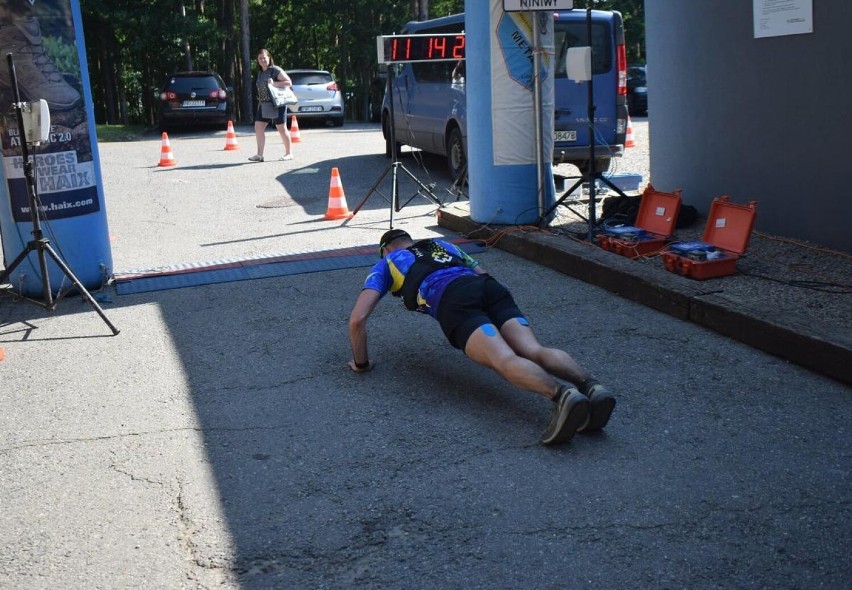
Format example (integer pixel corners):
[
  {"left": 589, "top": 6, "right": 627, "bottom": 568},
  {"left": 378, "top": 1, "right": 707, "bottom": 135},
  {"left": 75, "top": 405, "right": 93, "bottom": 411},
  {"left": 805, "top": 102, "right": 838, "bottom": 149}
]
[
  {"left": 537, "top": 177, "right": 585, "bottom": 226},
  {"left": 390, "top": 162, "right": 399, "bottom": 227},
  {"left": 0, "top": 242, "right": 38, "bottom": 287},
  {"left": 43, "top": 243, "right": 120, "bottom": 335},
  {"left": 0, "top": 241, "right": 59, "bottom": 310},
  {"left": 451, "top": 163, "right": 468, "bottom": 201},
  {"left": 396, "top": 163, "right": 443, "bottom": 208},
  {"left": 351, "top": 162, "right": 393, "bottom": 216},
  {"left": 34, "top": 241, "right": 54, "bottom": 309},
  {"left": 597, "top": 176, "right": 629, "bottom": 199}
]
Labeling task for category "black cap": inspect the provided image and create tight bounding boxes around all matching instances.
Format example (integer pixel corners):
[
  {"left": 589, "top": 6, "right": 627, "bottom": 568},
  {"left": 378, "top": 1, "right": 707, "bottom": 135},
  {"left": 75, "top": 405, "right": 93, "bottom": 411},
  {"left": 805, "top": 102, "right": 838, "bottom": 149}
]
[{"left": 379, "top": 229, "right": 411, "bottom": 257}]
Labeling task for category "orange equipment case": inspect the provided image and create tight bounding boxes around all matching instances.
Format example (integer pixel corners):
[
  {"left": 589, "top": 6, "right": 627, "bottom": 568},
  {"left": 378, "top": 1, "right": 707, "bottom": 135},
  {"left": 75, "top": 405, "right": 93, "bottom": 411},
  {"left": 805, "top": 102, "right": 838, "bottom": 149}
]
[
  {"left": 597, "top": 184, "right": 682, "bottom": 258},
  {"left": 662, "top": 196, "right": 758, "bottom": 280}
]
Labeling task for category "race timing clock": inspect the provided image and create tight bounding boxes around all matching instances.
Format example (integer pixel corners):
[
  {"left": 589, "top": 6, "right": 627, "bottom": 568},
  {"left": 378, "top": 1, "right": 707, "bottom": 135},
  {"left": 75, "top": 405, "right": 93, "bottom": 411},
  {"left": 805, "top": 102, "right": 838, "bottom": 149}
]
[{"left": 377, "top": 33, "right": 466, "bottom": 64}]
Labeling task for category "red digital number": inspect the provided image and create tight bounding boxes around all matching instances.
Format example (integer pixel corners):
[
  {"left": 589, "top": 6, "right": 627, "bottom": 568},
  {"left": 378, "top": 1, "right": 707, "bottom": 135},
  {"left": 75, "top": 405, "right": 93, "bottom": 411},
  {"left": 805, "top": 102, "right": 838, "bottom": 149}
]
[
  {"left": 452, "top": 35, "right": 465, "bottom": 59},
  {"left": 387, "top": 34, "right": 465, "bottom": 62},
  {"left": 429, "top": 36, "right": 447, "bottom": 59}
]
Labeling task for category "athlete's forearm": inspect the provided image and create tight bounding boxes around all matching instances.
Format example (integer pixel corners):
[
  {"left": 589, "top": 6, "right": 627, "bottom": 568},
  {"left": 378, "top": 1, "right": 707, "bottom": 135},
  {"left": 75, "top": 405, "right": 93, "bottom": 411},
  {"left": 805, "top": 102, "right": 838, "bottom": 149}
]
[
  {"left": 348, "top": 289, "right": 381, "bottom": 371},
  {"left": 349, "top": 319, "right": 369, "bottom": 366}
]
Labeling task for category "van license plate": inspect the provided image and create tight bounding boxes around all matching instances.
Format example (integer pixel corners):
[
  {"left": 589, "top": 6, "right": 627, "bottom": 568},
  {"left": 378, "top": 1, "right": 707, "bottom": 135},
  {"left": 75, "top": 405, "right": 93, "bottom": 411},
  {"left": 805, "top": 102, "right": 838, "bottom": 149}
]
[
  {"left": 182, "top": 100, "right": 205, "bottom": 107},
  {"left": 299, "top": 106, "right": 323, "bottom": 112},
  {"left": 554, "top": 130, "right": 577, "bottom": 142}
]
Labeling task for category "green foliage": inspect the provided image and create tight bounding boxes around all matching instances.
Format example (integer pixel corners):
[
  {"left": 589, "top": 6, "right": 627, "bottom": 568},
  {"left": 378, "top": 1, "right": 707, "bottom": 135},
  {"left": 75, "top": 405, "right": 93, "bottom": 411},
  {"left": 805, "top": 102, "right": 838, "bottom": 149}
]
[
  {"left": 95, "top": 124, "right": 148, "bottom": 142},
  {"left": 585, "top": 0, "right": 645, "bottom": 63},
  {"left": 428, "top": 1, "right": 465, "bottom": 18},
  {"left": 80, "top": 0, "right": 645, "bottom": 125}
]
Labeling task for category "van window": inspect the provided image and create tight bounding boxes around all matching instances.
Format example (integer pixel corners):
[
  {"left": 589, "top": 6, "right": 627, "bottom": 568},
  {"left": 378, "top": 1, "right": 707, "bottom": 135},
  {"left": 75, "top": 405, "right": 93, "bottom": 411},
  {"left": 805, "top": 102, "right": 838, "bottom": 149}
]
[
  {"left": 411, "top": 61, "right": 457, "bottom": 83},
  {"left": 554, "top": 21, "right": 613, "bottom": 77}
]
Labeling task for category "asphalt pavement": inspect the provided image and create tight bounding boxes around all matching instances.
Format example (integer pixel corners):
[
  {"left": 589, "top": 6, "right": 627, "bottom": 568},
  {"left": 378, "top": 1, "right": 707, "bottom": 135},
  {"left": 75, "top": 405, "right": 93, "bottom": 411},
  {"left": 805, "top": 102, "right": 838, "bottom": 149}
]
[{"left": 1, "top": 122, "right": 850, "bottom": 589}]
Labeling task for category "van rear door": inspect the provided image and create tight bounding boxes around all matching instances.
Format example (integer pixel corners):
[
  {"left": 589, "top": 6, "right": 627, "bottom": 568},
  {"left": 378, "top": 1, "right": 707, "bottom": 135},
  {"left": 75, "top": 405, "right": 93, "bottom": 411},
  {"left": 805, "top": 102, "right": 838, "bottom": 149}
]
[{"left": 553, "top": 10, "right": 627, "bottom": 171}]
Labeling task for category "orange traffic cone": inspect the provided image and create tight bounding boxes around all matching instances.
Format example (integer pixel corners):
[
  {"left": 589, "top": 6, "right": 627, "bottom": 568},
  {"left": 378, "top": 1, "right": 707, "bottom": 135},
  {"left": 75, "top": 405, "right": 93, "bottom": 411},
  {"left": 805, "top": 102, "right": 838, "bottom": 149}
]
[
  {"left": 324, "top": 167, "right": 353, "bottom": 220},
  {"left": 158, "top": 132, "right": 176, "bottom": 167},
  {"left": 224, "top": 121, "right": 239, "bottom": 151},
  {"left": 290, "top": 115, "right": 302, "bottom": 143},
  {"left": 625, "top": 116, "right": 636, "bottom": 148}
]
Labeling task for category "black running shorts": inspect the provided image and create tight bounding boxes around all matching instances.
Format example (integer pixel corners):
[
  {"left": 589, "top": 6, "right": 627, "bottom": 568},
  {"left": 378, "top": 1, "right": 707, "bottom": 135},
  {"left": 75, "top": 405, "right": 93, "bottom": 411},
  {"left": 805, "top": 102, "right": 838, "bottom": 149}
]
[{"left": 436, "top": 275, "right": 524, "bottom": 350}]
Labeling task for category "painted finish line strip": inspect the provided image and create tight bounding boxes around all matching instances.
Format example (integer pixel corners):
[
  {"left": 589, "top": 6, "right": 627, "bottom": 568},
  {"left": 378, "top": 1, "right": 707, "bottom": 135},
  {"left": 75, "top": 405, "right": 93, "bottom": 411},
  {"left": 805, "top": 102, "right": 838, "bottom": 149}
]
[{"left": 113, "top": 239, "right": 486, "bottom": 295}]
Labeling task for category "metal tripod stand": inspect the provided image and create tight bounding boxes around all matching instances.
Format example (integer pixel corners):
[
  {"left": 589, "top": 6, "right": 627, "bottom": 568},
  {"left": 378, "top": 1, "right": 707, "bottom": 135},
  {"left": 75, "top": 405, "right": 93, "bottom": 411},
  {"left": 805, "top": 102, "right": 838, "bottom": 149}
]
[
  {"left": 538, "top": 170, "right": 629, "bottom": 226},
  {"left": 0, "top": 53, "right": 119, "bottom": 336},
  {"left": 537, "top": 4, "right": 628, "bottom": 238},
  {"left": 351, "top": 158, "right": 443, "bottom": 229},
  {"left": 349, "top": 67, "right": 442, "bottom": 228}
]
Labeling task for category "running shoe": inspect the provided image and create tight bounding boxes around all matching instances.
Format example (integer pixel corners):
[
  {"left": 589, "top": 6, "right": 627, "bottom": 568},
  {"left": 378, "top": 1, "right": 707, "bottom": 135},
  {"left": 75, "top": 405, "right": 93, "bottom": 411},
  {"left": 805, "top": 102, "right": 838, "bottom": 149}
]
[
  {"left": 577, "top": 379, "right": 616, "bottom": 433},
  {"left": 541, "top": 386, "right": 589, "bottom": 445}
]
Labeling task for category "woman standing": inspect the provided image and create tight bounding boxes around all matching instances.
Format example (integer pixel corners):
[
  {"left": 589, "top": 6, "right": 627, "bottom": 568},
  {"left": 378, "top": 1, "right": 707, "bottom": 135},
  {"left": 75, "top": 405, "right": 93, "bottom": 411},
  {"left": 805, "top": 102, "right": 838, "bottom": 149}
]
[{"left": 249, "top": 49, "right": 293, "bottom": 162}]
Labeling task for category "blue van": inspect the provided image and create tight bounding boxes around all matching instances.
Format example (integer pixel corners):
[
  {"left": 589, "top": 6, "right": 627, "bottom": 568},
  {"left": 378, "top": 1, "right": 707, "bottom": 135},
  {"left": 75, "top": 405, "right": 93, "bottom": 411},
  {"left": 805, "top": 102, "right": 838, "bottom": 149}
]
[{"left": 382, "top": 10, "right": 628, "bottom": 179}]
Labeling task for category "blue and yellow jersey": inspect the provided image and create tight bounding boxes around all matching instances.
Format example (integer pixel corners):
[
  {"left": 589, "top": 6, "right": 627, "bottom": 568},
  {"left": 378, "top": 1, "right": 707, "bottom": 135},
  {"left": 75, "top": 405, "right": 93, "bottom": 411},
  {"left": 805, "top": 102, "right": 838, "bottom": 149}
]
[{"left": 362, "top": 239, "right": 479, "bottom": 317}]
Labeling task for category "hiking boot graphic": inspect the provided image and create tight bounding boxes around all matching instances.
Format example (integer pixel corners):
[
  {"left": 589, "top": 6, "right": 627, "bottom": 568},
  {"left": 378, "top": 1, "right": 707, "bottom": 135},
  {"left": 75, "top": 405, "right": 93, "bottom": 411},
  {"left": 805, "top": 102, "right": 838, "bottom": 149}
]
[{"left": 0, "top": 17, "right": 82, "bottom": 111}]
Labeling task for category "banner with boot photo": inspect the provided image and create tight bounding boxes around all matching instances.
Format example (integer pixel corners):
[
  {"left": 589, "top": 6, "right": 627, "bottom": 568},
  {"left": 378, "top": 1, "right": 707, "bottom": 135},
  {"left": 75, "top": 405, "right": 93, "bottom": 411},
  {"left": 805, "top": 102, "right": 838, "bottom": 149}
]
[{"left": 0, "top": 0, "right": 113, "bottom": 294}]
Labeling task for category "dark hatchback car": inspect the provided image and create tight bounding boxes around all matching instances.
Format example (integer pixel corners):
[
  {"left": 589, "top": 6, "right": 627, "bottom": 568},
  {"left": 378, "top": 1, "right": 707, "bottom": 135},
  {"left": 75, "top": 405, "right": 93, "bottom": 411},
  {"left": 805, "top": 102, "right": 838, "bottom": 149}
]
[
  {"left": 286, "top": 69, "right": 344, "bottom": 127},
  {"left": 158, "top": 71, "right": 231, "bottom": 132},
  {"left": 627, "top": 65, "right": 648, "bottom": 116}
]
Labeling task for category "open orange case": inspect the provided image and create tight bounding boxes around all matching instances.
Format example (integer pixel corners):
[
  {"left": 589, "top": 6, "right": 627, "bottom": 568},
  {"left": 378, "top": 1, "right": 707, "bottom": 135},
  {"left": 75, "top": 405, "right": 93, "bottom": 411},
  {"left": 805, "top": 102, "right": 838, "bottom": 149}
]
[
  {"left": 662, "top": 196, "right": 758, "bottom": 280},
  {"left": 597, "top": 184, "right": 682, "bottom": 258}
]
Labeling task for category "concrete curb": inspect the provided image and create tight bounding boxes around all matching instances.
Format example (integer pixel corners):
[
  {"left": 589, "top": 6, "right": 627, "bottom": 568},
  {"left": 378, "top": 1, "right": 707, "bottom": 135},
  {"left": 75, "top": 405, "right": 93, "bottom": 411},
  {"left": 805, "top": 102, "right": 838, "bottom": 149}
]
[{"left": 436, "top": 204, "right": 852, "bottom": 385}]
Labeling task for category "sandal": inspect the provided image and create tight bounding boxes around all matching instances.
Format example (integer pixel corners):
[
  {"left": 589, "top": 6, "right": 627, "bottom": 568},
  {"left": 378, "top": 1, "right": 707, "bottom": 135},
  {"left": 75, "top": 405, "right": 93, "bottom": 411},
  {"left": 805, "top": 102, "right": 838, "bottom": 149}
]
[
  {"left": 248, "top": 154, "right": 264, "bottom": 162},
  {"left": 279, "top": 154, "right": 293, "bottom": 161}
]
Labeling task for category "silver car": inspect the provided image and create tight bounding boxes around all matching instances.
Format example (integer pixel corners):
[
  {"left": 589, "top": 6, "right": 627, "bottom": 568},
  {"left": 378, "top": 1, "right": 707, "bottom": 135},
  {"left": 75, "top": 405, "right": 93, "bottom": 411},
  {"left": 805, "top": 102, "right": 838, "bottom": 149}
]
[{"left": 285, "top": 69, "right": 344, "bottom": 127}]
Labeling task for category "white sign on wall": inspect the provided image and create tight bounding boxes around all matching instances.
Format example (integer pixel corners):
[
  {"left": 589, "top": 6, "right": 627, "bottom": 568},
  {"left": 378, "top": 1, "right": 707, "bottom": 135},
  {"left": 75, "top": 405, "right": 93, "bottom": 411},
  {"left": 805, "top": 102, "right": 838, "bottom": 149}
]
[
  {"left": 753, "top": 0, "right": 813, "bottom": 38},
  {"left": 503, "top": 0, "right": 572, "bottom": 12}
]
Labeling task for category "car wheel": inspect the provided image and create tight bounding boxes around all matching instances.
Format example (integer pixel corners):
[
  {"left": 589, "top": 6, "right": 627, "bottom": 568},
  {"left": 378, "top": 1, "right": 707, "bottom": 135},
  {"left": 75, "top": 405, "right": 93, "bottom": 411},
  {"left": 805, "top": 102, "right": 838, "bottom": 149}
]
[
  {"left": 446, "top": 126, "right": 466, "bottom": 181},
  {"left": 368, "top": 100, "right": 381, "bottom": 123}
]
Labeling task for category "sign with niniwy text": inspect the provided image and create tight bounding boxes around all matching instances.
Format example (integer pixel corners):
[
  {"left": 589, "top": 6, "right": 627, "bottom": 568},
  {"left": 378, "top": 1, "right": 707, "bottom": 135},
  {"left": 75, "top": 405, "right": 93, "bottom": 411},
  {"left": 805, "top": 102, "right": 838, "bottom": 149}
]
[{"left": 503, "top": 0, "right": 572, "bottom": 12}]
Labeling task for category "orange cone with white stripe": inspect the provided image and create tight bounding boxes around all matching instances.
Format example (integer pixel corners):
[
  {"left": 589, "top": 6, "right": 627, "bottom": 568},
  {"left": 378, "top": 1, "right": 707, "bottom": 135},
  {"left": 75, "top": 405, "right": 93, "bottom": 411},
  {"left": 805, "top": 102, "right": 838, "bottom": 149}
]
[
  {"left": 290, "top": 115, "right": 302, "bottom": 143},
  {"left": 158, "top": 132, "right": 176, "bottom": 167},
  {"left": 625, "top": 116, "right": 636, "bottom": 148},
  {"left": 224, "top": 121, "right": 239, "bottom": 150},
  {"left": 324, "top": 167, "right": 353, "bottom": 220}
]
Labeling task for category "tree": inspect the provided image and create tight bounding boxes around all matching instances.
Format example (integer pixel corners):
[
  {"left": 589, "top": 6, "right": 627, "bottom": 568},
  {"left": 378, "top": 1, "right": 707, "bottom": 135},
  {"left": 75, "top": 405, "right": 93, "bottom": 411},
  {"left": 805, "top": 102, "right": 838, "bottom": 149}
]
[
  {"left": 240, "top": 0, "right": 251, "bottom": 123},
  {"left": 590, "top": 0, "right": 645, "bottom": 63},
  {"left": 78, "top": 0, "right": 645, "bottom": 126}
]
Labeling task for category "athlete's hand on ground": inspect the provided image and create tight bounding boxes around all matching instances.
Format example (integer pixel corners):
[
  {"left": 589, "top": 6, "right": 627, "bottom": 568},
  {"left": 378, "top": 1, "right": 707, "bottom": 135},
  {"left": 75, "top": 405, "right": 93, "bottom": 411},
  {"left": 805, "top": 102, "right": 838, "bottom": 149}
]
[{"left": 348, "top": 359, "right": 375, "bottom": 373}]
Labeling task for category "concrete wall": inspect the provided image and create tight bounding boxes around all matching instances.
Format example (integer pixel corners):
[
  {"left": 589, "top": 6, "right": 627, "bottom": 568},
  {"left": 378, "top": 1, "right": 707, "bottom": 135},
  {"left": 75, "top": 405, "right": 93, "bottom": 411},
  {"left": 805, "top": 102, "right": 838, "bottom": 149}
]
[{"left": 645, "top": 0, "right": 851, "bottom": 252}]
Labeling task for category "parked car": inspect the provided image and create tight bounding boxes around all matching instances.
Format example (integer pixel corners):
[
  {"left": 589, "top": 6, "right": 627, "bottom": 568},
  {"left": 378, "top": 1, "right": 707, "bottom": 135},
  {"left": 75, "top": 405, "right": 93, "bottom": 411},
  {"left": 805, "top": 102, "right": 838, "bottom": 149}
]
[
  {"left": 285, "top": 69, "right": 344, "bottom": 127},
  {"left": 158, "top": 71, "right": 231, "bottom": 132},
  {"left": 627, "top": 65, "right": 648, "bottom": 116}
]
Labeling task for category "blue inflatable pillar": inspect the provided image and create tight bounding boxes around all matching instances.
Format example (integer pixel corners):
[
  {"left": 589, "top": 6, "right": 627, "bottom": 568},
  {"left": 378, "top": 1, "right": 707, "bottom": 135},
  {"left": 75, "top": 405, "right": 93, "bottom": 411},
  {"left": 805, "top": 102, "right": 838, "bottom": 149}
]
[
  {"left": 0, "top": 0, "right": 113, "bottom": 297},
  {"left": 464, "top": 0, "right": 556, "bottom": 225}
]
